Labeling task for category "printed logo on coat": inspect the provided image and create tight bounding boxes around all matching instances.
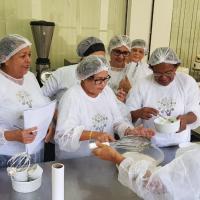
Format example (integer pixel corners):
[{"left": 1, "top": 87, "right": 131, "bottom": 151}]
[
  {"left": 157, "top": 97, "right": 176, "bottom": 116},
  {"left": 92, "top": 113, "right": 108, "bottom": 132},
  {"left": 16, "top": 90, "right": 33, "bottom": 108}
]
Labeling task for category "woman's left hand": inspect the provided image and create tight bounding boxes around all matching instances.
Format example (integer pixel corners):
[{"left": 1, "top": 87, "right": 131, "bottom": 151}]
[
  {"left": 116, "top": 88, "right": 127, "bottom": 102},
  {"left": 126, "top": 126, "right": 155, "bottom": 139},
  {"left": 118, "top": 76, "right": 132, "bottom": 94},
  {"left": 176, "top": 115, "right": 187, "bottom": 132},
  {"left": 177, "top": 112, "right": 197, "bottom": 132},
  {"left": 44, "top": 122, "right": 55, "bottom": 143}
]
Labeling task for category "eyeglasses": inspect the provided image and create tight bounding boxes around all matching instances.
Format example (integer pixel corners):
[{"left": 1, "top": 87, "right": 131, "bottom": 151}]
[
  {"left": 112, "top": 49, "right": 130, "bottom": 57},
  {"left": 153, "top": 71, "right": 175, "bottom": 78},
  {"left": 90, "top": 75, "right": 111, "bottom": 85}
]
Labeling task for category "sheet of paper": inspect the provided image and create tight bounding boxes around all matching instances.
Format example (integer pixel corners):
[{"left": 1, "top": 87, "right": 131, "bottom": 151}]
[{"left": 24, "top": 100, "right": 56, "bottom": 154}]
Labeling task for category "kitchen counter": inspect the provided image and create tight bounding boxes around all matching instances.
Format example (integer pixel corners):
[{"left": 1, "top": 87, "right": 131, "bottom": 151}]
[{"left": 0, "top": 147, "right": 177, "bottom": 200}]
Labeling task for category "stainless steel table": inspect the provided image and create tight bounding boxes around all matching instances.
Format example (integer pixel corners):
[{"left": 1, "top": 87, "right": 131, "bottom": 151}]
[{"left": 0, "top": 147, "right": 178, "bottom": 200}]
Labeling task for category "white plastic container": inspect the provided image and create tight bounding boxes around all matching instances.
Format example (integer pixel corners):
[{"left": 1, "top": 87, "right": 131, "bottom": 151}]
[
  {"left": 154, "top": 116, "right": 180, "bottom": 134},
  {"left": 28, "top": 164, "right": 43, "bottom": 180},
  {"left": 11, "top": 176, "right": 42, "bottom": 193},
  {"left": 13, "top": 169, "right": 28, "bottom": 182},
  {"left": 11, "top": 164, "right": 43, "bottom": 193},
  {"left": 117, "top": 145, "right": 164, "bottom": 168}
]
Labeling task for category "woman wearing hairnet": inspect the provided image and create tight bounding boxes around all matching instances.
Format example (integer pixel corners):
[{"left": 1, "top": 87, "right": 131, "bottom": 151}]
[
  {"left": 55, "top": 55, "right": 154, "bottom": 159},
  {"left": 107, "top": 35, "right": 132, "bottom": 101},
  {"left": 42, "top": 36, "right": 106, "bottom": 102},
  {"left": 0, "top": 34, "right": 51, "bottom": 167},
  {"left": 93, "top": 141, "right": 200, "bottom": 199},
  {"left": 126, "top": 39, "right": 152, "bottom": 87},
  {"left": 126, "top": 47, "right": 200, "bottom": 147}
]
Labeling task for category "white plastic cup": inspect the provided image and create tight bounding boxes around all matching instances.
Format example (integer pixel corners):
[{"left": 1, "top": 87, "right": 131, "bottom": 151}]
[
  {"left": 28, "top": 164, "right": 43, "bottom": 180},
  {"left": 13, "top": 169, "right": 28, "bottom": 182}
]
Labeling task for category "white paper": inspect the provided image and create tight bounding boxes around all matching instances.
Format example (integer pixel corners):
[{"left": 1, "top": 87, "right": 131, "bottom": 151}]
[
  {"left": 52, "top": 163, "right": 64, "bottom": 200},
  {"left": 24, "top": 101, "right": 56, "bottom": 154}
]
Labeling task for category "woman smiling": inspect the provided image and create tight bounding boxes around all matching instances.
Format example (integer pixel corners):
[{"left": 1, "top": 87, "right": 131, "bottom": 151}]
[
  {"left": 0, "top": 34, "right": 51, "bottom": 167},
  {"left": 55, "top": 55, "right": 154, "bottom": 160}
]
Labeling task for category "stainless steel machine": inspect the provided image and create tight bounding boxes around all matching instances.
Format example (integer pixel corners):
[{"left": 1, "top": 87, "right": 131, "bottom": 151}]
[
  {"left": 190, "top": 54, "right": 200, "bottom": 82},
  {"left": 30, "top": 20, "right": 55, "bottom": 85}
]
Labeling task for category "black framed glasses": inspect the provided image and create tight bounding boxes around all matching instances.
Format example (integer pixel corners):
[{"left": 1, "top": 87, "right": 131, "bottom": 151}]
[
  {"left": 92, "top": 75, "right": 111, "bottom": 85},
  {"left": 112, "top": 49, "right": 130, "bottom": 57}
]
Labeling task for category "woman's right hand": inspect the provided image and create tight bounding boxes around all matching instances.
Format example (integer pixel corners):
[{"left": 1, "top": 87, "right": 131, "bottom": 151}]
[
  {"left": 126, "top": 126, "right": 155, "bottom": 139},
  {"left": 92, "top": 141, "right": 124, "bottom": 164},
  {"left": 133, "top": 107, "right": 158, "bottom": 120},
  {"left": 4, "top": 127, "right": 38, "bottom": 144},
  {"left": 92, "top": 132, "right": 116, "bottom": 143}
]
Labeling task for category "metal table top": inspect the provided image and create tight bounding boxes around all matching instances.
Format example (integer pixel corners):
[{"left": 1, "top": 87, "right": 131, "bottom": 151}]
[{"left": 0, "top": 146, "right": 178, "bottom": 200}]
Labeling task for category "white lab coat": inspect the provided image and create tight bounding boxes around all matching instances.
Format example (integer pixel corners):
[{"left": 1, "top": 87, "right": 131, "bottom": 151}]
[
  {"left": 126, "top": 72, "right": 200, "bottom": 147},
  {"left": 108, "top": 62, "right": 152, "bottom": 94},
  {"left": 108, "top": 67, "right": 127, "bottom": 94},
  {"left": 118, "top": 145, "right": 200, "bottom": 200},
  {"left": 0, "top": 71, "right": 50, "bottom": 157},
  {"left": 42, "top": 64, "right": 79, "bottom": 102},
  {"left": 55, "top": 84, "right": 131, "bottom": 159},
  {"left": 126, "top": 61, "right": 152, "bottom": 86}
]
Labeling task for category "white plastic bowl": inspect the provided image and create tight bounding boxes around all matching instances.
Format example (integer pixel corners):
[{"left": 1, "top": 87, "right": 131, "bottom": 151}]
[
  {"left": 11, "top": 176, "right": 42, "bottom": 193},
  {"left": 11, "top": 164, "right": 43, "bottom": 193},
  {"left": 116, "top": 145, "right": 164, "bottom": 168},
  {"left": 154, "top": 116, "right": 180, "bottom": 134}
]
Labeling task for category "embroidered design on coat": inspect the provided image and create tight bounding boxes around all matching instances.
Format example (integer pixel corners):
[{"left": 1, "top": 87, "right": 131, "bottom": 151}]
[
  {"left": 92, "top": 113, "right": 108, "bottom": 132},
  {"left": 16, "top": 91, "right": 33, "bottom": 108},
  {"left": 157, "top": 97, "right": 176, "bottom": 116}
]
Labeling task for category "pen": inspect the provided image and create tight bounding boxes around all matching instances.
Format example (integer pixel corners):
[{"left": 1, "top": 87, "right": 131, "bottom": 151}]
[{"left": 31, "top": 129, "right": 38, "bottom": 136}]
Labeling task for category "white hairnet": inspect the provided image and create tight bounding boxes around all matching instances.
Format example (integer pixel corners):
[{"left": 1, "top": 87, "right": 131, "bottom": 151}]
[
  {"left": 76, "top": 37, "right": 105, "bottom": 57},
  {"left": 108, "top": 35, "right": 131, "bottom": 54},
  {"left": 0, "top": 34, "right": 32, "bottom": 64},
  {"left": 76, "top": 55, "right": 109, "bottom": 80},
  {"left": 148, "top": 47, "right": 181, "bottom": 66},
  {"left": 131, "top": 39, "right": 148, "bottom": 55}
]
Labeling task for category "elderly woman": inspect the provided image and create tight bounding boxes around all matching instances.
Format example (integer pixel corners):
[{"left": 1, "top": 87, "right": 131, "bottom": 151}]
[
  {"left": 107, "top": 35, "right": 132, "bottom": 96},
  {"left": 93, "top": 142, "right": 200, "bottom": 200},
  {"left": 42, "top": 36, "right": 106, "bottom": 102},
  {"left": 126, "top": 39, "right": 152, "bottom": 86},
  {"left": 55, "top": 55, "right": 154, "bottom": 159},
  {"left": 126, "top": 47, "right": 200, "bottom": 147},
  {"left": 0, "top": 34, "right": 51, "bottom": 167}
]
